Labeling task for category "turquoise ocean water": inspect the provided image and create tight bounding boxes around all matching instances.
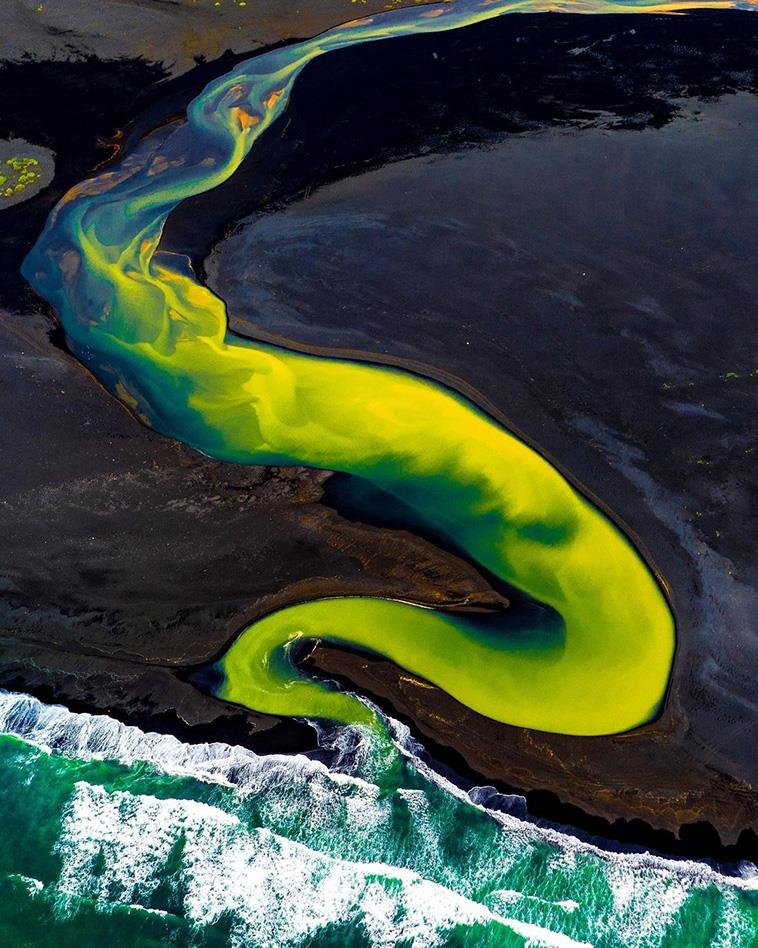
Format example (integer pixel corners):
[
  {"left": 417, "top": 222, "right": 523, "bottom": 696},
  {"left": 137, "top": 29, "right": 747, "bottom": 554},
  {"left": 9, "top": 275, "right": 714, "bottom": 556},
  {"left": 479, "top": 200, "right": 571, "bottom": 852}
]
[{"left": 0, "top": 691, "right": 755, "bottom": 946}]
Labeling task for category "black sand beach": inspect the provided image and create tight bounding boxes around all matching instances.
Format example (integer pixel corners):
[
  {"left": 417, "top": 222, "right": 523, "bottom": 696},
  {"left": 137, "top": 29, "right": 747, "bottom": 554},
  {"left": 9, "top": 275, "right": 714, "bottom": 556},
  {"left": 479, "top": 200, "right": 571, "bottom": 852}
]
[{"left": 1, "top": 8, "right": 755, "bottom": 863}]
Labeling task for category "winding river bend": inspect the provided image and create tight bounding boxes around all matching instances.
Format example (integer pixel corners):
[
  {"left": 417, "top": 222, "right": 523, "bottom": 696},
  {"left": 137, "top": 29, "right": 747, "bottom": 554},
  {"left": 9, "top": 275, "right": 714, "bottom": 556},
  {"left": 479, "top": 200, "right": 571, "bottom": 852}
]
[{"left": 25, "top": 0, "right": 742, "bottom": 738}]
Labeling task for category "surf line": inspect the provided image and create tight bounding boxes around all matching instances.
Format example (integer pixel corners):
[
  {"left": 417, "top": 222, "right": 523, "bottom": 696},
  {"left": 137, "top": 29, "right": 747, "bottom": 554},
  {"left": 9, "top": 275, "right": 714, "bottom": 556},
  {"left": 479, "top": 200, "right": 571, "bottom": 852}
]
[{"left": 28, "top": 0, "right": 733, "bottom": 736}]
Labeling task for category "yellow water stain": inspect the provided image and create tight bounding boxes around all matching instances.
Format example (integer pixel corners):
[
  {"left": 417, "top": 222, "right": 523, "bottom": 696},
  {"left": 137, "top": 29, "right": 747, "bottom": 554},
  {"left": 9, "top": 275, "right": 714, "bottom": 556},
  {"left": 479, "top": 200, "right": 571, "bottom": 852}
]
[{"left": 114, "top": 382, "right": 140, "bottom": 411}]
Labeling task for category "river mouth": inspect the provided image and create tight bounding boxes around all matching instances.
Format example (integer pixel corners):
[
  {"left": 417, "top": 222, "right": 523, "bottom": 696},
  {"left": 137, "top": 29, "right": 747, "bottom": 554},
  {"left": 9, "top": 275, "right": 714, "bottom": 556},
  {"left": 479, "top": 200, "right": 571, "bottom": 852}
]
[
  {"left": 2, "top": 7, "right": 756, "bottom": 872},
  {"left": 200, "top": 21, "right": 756, "bottom": 859}
]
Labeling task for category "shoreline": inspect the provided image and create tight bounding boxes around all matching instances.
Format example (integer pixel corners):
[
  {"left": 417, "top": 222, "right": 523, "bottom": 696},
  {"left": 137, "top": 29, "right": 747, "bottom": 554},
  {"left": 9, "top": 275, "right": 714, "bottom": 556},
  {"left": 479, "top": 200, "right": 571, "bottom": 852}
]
[{"left": 1, "top": 7, "right": 755, "bottom": 875}]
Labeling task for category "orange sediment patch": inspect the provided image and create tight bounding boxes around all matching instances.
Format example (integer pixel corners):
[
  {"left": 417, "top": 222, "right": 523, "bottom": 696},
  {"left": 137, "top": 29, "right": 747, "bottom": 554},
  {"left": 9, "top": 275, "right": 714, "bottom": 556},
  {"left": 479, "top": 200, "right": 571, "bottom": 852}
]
[
  {"left": 59, "top": 174, "right": 115, "bottom": 204},
  {"left": 147, "top": 154, "right": 186, "bottom": 176},
  {"left": 230, "top": 106, "right": 261, "bottom": 131},
  {"left": 265, "top": 89, "right": 284, "bottom": 111}
]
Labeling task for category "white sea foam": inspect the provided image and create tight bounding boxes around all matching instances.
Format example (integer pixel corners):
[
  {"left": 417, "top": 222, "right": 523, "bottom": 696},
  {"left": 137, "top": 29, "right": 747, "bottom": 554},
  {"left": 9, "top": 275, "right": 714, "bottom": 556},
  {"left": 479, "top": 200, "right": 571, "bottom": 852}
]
[
  {"left": 0, "top": 687, "right": 370, "bottom": 791},
  {"left": 56, "top": 781, "right": 589, "bottom": 948},
  {"left": 1, "top": 687, "right": 755, "bottom": 907},
  {"left": 384, "top": 710, "right": 758, "bottom": 891}
]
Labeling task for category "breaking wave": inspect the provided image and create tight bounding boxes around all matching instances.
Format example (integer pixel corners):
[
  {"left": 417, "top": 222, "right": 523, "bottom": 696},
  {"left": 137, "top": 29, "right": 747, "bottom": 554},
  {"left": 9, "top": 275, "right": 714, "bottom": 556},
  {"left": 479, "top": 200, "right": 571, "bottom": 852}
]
[{"left": 0, "top": 690, "right": 755, "bottom": 946}]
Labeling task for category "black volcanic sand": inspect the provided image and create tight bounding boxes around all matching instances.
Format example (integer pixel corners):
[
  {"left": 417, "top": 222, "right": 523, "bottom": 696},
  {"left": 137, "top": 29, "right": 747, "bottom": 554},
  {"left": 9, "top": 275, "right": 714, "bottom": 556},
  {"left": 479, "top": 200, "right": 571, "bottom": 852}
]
[{"left": 0, "top": 11, "right": 756, "bottom": 862}]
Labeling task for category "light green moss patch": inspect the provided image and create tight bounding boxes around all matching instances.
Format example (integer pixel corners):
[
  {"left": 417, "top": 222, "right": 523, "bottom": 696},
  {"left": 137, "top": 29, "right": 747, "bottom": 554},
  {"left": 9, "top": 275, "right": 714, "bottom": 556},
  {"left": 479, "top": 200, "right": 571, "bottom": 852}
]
[
  {"left": 0, "top": 141, "right": 54, "bottom": 208},
  {"left": 1, "top": 156, "right": 42, "bottom": 198}
]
